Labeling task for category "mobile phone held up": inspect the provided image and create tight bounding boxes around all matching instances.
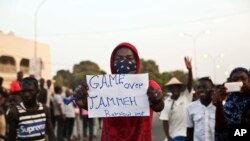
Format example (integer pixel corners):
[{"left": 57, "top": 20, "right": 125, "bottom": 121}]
[{"left": 224, "top": 82, "right": 243, "bottom": 93}]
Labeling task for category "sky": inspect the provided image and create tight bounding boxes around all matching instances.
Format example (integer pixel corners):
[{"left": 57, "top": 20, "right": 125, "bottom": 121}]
[{"left": 0, "top": 0, "right": 250, "bottom": 84}]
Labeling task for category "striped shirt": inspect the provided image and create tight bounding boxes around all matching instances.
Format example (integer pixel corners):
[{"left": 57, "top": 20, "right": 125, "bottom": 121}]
[{"left": 16, "top": 102, "right": 46, "bottom": 141}]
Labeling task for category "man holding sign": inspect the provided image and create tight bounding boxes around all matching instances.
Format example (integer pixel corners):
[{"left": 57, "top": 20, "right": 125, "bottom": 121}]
[{"left": 75, "top": 42, "right": 164, "bottom": 141}]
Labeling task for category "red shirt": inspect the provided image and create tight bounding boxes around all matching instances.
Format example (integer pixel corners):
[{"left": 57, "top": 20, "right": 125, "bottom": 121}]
[{"left": 101, "top": 110, "right": 153, "bottom": 141}]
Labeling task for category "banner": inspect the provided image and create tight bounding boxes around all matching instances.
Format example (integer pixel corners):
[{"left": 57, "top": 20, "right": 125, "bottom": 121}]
[{"left": 86, "top": 73, "right": 149, "bottom": 118}]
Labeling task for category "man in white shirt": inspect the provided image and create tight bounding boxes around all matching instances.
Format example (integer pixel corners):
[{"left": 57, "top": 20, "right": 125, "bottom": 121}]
[
  {"left": 186, "top": 77, "right": 216, "bottom": 141},
  {"left": 63, "top": 89, "right": 76, "bottom": 141},
  {"left": 53, "top": 86, "right": 65, "bottom": 141},
  {"left": 160, "top": 57, "right": 193, "bottom": 141},
  {"left": 45, "top": 79, "right": 53, "bottom": 108}
]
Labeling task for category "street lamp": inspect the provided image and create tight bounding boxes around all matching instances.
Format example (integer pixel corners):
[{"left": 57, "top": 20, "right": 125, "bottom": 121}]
[
  {"left": 203, "top": 53, "right": 225, "bottom": 82},
  {"left": 179, "top": 30, "right": 210, "bottom": 78},
  {"left": 32, "top": 0, "right": 47, "bottom": 79},
  {"left": 34, "top": 0, "right": 47, "bottom": 58}
]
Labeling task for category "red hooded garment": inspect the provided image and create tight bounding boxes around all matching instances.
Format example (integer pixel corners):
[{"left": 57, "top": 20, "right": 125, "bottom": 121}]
[{"left": 101, "top": 42, "right": 161, "bottom": 141}]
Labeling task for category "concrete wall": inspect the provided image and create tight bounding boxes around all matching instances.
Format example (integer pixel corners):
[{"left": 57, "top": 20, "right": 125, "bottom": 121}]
[{"left": 0, "top": 32, "right": 52, "bottom": 89}]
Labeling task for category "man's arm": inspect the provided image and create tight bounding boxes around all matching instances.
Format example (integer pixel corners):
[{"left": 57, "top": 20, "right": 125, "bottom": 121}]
[
  {"left": 215, "top": 102, "right": 226, "bottom": 130},
  {"left": 163, "top": 120, "right": 172, "bottom": 141},
  {"left": 57, "top": 103, "right": 63, "bottom": 116},
  {"left": 0, "top": 112, "right": 6, "bottom": 140},
  {"left": 44, "top": 106, "right": 56, "bottom": 141},
  {"left": 150, "top": 98, "right": 164, "bottom": 112},
  {"left": 7, "top": 107, "right": 18, "bottom": 141},
  {"left": 214, "top": 86, "right": 227, "bottom": 130},
  {"left": 185, "top": 57, "right": 193, "bottom": 93},
  {"left": 187, "top": 127, "right": 194, "bottom": 141}
]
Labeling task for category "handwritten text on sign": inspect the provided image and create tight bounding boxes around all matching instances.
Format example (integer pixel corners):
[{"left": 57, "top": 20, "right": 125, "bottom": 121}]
[{"left": 86, "top": 74, "right": 149, "bottom": 118}]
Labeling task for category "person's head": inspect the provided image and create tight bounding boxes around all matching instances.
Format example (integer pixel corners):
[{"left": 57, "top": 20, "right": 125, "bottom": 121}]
[
  {"left": 0, "top": 77, "right": 3, "bottom": 86},
  {"left": 29, "top": 74, "right": 35, "bottom": 78},
  {"left": 47, "top": 80, "right": 52, "bottom": 88},
  {"left": 196, "top": 77, "right": 214, "bottom": 102},
  {"left": 39, "top": 78, "right": 45, "bottom": 87},
  {"left": 20, "top": 77, "right": 39, "bottom": 106},
  {"left": 228, "top": 67, "right": 250, "bottom": 84},
  {"left": 165, "top": 77, "right": 183, "bottom": 99},
  {"left": 65, "top": 89, "right": 73, "bottom": 97},
  {"left": 54, "top": 86, "right": 62, "bottom": 94},
  {"left": 110, "top": 42, "right": 140, "bottom": 74},
  {"left": 17, "top": 71, "right": 23, "bottom": 81}
]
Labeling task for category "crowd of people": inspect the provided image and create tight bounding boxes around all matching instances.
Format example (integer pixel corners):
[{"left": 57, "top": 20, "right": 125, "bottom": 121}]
[
  {"left": 0, "top": 42, "right": 249, "bottom": 141},
  {"left": 160, "top": 60, "right": 250, "bottom": 141},
  {"left": 0, "top": 72, "right": 101, "bottom": 141}
]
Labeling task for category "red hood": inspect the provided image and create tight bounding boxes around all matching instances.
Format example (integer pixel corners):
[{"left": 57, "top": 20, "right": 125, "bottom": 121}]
[{"left": 110, "top": 42, "right": 140, "bottom": 74}]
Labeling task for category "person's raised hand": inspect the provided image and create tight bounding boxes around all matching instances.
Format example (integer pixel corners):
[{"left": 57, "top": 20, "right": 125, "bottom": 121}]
[
  {"left": 213, "top": 85, "right": 227, "bottom": 106},
  {"left": 184, "top": 56, "right": 192, "bottom": 70}
]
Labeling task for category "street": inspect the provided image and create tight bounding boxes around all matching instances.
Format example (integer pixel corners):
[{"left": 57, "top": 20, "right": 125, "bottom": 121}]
[{"left": 152, "top": 112, "right": 165, "bottom": 141}]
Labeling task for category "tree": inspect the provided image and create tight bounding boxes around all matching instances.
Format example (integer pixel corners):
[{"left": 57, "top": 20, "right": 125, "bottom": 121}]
[
  {"left": 53, "top": 70, "right": 72, "bottom": 87},
  {"left": 53, "top": 59, "right": 195, "bottom": 91},
  {"left": 53, "top": 60, "right": 106, "bottom": 89},
  {"left": 71, "top": 60, "right": 105, "bottom": 88},
  {"left": 73, "top": 60, "right": 102, "bottom": 75},
  {"left": 140, "top": 59, "right": 162, "bottom": 85},
  {"left": 140, "top": 59, "right": 190, "bottom": 87}
]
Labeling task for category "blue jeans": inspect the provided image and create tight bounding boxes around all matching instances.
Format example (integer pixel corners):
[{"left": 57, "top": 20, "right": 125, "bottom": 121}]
[{"left": 172, "top": 136, "right": 186, "bottom": 141}]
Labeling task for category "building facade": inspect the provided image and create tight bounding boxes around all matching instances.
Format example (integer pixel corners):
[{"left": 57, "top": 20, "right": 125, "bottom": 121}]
[{"left": 0, "top": 31, "right": 52, "bottom": 89}]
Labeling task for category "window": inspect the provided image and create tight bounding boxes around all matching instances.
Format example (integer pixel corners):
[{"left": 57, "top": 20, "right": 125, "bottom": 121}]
[
  {"left": 0, "top": 55, "right": 17, "bottom": 73},
  {"left": 20, "top": 58, "right": 29, "bottom": 74}
]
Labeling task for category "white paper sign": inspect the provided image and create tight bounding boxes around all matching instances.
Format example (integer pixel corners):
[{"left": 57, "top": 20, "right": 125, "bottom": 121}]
[{"left": 86, "top": 73, "right": 149, "bottom": 118}]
